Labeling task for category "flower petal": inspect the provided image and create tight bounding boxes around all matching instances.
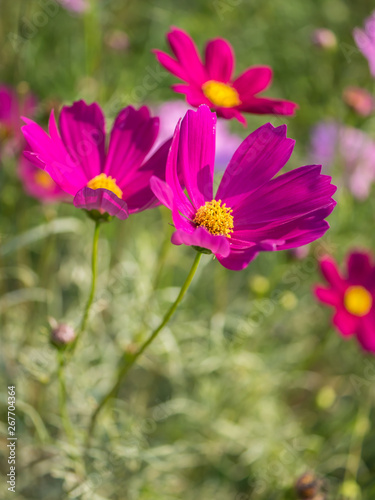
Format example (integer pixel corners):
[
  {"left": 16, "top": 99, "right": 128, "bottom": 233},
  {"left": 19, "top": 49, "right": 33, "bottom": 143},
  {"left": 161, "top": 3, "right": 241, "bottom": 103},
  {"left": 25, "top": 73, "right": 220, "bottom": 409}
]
[
  {"left": 333, "top": 309, "right": 358, "bottom": 337},
  {"left": 233, "top": 66, "right": 273, "bottom": 98},
  {"left": 320, "top": 256, "right": 346, "bottom": 291},
  {"left": 22, "top": 111, "right": 86, "bottom": 195},
  {"left": 205, "top": 38, "right": 234, "bottom": 83},
  {"left": 123, "top": 138, "right": 172, "bottom": 213},
  {"left": 232, "top": 165, "right": 336, "bottom": 228},
  {"left": 171, "top": 226, "right": 230, "bottom": 257},
  {"left": 314, "top": 285, "right": 341, "bottom": 307},
  {"left": 216, "top": 245, "right": 259, "bottom": 271},
  {"left": 165, "top": 118, "right": 195, "bottom": 219},
  {"left": 172, "top": 84, "right": 211, "bottom": 107},
  {"left": 59, "top": 100, "right": 106, "bottom": 180},
  {"left": 73, "top": 187, "right": 129, "bottom": 220},
  {"left": 216, "top": 123, "right": 295, "bottom": 205},
  {"left": 179, "top": 105, "right": 216, "bottom": 208},
  {"left": 166, "top": 27, "right": 207, "bottom": 86},
  {"left": 356, "top": 314, "right": 375, "bottom": 352},
  {"left": 237, "top": 96, "right": 298, "bottom": 116},
  {"left": 105, "top": 106, "right": 159, "bottom": 187},
  {"left": 347, "top": 251, "right": 373, "bottom": 284}
]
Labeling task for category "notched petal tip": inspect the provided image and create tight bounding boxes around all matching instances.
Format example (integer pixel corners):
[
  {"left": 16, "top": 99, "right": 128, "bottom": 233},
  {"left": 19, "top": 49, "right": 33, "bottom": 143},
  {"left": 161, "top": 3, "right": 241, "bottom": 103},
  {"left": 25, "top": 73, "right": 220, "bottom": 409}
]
[{"left": 73, "top": 187, "right": 129, "bottom": 221}]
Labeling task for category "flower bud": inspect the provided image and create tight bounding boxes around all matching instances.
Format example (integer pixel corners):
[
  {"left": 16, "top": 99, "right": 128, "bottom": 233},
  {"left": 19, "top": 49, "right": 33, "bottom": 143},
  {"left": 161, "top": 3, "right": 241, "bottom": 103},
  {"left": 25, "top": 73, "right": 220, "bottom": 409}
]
[
  {"left": 105, "top": 30, "right": 129, "bottom": 51},
  {"left": 295, "top": 472, "right": 320, "bottom": 499},
  {"left": 51, "top": 323, "right": 76, "bottom": 347}
]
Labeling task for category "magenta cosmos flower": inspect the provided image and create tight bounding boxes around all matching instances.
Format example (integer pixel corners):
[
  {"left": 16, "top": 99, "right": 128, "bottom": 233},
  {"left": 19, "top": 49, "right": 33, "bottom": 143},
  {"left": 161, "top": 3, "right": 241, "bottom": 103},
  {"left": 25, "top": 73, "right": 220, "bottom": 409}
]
[
  {"left": 0, "top": 84, "right": 36, "bottom": 157},
  {"left": 21, "top": 101, "right": 172, "bottom": 220},
  {"left": 315, "top": 252, "right": 375, "bottom": 353},
  {"left": 153, "top": 27, "right": 298, "bottom": 125},
  {"left": 354, "top": 11, "right": 375, "bottom": 77},
  {"left": 150, "top": 105, "right": 336, "bottom": 271}
]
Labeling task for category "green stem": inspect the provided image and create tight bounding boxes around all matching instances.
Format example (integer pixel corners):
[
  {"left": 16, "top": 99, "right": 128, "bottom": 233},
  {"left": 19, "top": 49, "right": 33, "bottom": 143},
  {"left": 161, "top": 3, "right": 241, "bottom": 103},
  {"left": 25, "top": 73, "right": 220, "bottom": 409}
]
[
  {"left": 69, "top": 220, "right": 100, "bottom": 357},
  {"left": 85, "top": 252, "right": 202, "bottom": 447},
  {"left": 57, "top": 351, "right": 74, "bottom": 442}
]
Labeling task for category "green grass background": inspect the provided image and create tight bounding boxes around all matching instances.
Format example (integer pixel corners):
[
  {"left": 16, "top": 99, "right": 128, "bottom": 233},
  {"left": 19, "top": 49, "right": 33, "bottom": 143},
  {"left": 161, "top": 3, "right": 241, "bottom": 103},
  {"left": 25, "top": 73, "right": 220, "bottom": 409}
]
[{"left": 1, "top": 0, "right": 375, "bottom": 498}]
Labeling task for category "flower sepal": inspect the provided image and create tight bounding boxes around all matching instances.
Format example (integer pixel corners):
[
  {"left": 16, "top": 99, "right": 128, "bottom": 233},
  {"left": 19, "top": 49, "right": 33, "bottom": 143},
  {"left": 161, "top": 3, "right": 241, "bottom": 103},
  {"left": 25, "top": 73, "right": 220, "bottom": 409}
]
[
  {"left": 85, "top": 209, "right": 113, "bottom": 223},
  {"left": 192, "top": 245, "right": 212, "bottom": 255}
]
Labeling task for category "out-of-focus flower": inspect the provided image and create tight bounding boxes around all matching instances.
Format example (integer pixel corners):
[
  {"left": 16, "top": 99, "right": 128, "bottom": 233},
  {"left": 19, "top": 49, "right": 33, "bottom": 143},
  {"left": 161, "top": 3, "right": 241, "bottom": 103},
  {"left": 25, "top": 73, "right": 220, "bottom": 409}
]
[
  {"left": 315, "top": 251, "right": 375, "bottom": 353},
  {"left": 22, "top": 101, "right": 172, "bottom": 220},
  {"left": 311, "top": 28, "right": 337, "bottom": 50},
  {"left": 289, "top": 245, "right": 310, "bottom": 260},
  {"left": 18, "top": 152, "right": 67, "bottom": 203},
  {"left": 309, "top": 121, "right": 375, "bottom": 200},
  {"left": 354, "top": 11, "right": 375, "bottom": 77},
  {"left": 153, "top": 100, "right": 242, "bottom": 170},
  {"left": 0, "top": 84, "right": 36, "bottom": 157},
  {"left": 105, "top": 30, "right": 129, "bottom": 51},
  {"left": 50, "top": 321, "right": 76, "bottom": 347},
  {"left": 342, "top": 86, "right": 374, "bottom": 116},
  {"left": 150, "top": 105, "right": 336, "bottom": 271},
  {"left": 57, "top": 0, "right": 88, "bottom": 13},
  {"left": 153, "top": 27, "right": 298, "bottom": 125}
]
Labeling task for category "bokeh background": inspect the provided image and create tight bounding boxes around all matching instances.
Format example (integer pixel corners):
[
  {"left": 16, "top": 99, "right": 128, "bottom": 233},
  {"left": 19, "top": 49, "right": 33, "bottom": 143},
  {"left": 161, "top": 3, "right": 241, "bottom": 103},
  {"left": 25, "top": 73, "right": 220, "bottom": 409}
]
[{"left": 1, "top": 0, "right": 375, "bottom": 498}]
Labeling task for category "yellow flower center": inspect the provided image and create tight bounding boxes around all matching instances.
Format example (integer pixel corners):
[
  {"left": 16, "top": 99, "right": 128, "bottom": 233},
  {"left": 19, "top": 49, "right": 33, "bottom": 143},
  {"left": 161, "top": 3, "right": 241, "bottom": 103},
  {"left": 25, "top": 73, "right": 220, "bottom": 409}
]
[
  {"left": 34, "top": 170, "right": 55, "bottom": 189},
  {"left": 344, "top": 285, "right": 373, "bottom": 317},
  {"left": 202, "top": 80, "right": 241, "bottom": 108},
  {"left": 87, "top": 173, "right": 123, "bottom": 199},
  {"left": 193, "top": 199, "right": 234, "bottom": 237}
]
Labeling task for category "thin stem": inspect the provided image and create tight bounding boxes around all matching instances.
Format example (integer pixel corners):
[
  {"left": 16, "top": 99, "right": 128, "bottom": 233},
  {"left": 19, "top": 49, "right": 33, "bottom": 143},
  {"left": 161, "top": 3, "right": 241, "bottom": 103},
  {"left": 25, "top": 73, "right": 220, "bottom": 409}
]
[
  {"left": 57, "top": 351, "right": 75, "bottom": 442},
  {"left": 69, "top": 220, "right": 100, "bottom": 357},
  {"left": 85, "top": 252, "right": 202, "bottom": 447}
]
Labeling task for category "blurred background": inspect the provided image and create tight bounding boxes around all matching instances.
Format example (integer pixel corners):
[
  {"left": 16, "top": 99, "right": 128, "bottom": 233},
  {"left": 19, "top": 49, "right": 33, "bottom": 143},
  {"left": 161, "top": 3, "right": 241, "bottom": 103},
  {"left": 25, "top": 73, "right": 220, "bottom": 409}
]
[{"left": 1, "top": 0, "right": 375, "bottom": 498}]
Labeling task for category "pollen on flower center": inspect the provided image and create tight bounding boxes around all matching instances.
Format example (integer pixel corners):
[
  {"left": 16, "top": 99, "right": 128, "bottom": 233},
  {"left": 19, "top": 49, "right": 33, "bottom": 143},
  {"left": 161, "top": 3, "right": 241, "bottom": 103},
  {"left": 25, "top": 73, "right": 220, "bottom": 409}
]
[
  {"left": 87, "top": 173, "right": 123, "bottom": 199},
  {"left": 202, "top": 80, "right": 241, "bottom": 108},
  {"left": 344, "top": 285, "right": 373, "bottom": 317},
  {"left": 34, "top": 170, "right": 55, "bottom": 189},
  {"left": 193, "top": 199, "right": 234, "bottom": 237}
]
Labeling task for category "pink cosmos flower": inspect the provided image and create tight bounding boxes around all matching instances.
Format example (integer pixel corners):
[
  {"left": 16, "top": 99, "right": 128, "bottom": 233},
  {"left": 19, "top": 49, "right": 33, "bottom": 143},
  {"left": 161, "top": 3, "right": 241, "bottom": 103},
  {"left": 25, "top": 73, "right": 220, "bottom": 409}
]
[
  {"left": 0, "top": 84, "right": 36, "bottom": 157},
  {"left": 153, "top": 27, "right": 298, "bottom": 125},
  {"left": 18, "top": 152, "right": 67, "bottom": 203},
  {"left": 21, "top": 101, "right": 172, "bottom": 220},
  {"left": 153, "top": 100, "right": 242, "bottom": 170},
  {"left": 315, "top": 252, "right": 375, "bottom": 353},
  {"left": 150, "top": 105, "right": 336, "bottom": 271},
  {"left": 309, "top": 121, "right": 375, "bottom": 200},
  {"left": 354, "top": 11, "right": 375, "bottom": 77}
]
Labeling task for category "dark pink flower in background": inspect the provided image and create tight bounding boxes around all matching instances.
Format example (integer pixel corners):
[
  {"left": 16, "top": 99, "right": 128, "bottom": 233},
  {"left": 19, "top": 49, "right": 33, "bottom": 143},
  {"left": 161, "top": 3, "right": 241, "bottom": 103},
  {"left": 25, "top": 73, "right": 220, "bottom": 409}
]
[
  {"left": 22, "top": 101, "right": 172, "bottom": 220},
  {"left": 150, "top": 105, "right": 336, "bottom": 271},
  {"left": 309, "top": 121, "right": 375, "bottom": 200},
  {"left": 0, "top": 84, "right": 36, "bottom": 157},
  {"left": 354, "top": 11, "right": 375, "bottom": 77},
  {"left": 153, "top": 27, "right": 298, "bottom": 125},
  {"left": 315, "top": 252, "right": 375, "bottom": 353},
  {"left": 18, "top": 153, "right": 67, "bottom": 203},
  {"left": 153, "top": 100, "right": 242, "bottom": 170}
]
